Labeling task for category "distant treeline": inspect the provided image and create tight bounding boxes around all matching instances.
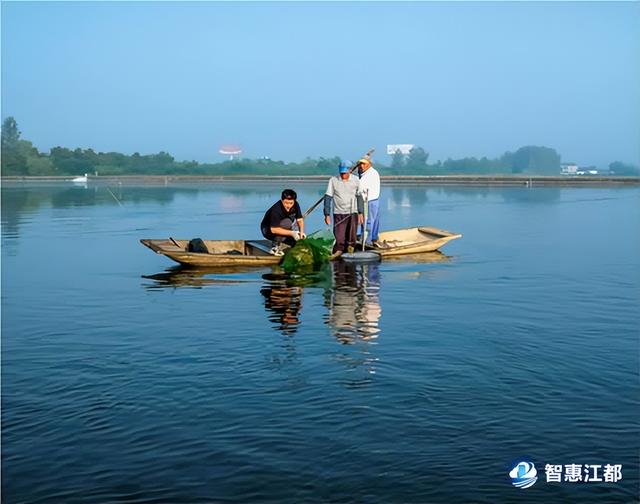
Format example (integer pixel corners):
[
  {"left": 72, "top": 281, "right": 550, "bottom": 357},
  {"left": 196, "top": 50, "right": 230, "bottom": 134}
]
[{"left": 2, "top": 117, "right": 639, "bottom": 176}]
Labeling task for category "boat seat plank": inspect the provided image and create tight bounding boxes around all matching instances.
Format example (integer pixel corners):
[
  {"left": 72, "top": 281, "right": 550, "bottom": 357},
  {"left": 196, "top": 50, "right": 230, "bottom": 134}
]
[{"left": 246, "top": 240, "right": 273, "bottom": 255}]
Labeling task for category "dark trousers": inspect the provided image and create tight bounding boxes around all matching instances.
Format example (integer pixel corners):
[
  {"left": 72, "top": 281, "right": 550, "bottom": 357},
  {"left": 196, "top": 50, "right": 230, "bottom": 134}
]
[
  {"left": 261, "top": 225, "right": 296, "bottom": 247},
  {"left": 333, "top": 213, "right": 358, "bottom": 253}
]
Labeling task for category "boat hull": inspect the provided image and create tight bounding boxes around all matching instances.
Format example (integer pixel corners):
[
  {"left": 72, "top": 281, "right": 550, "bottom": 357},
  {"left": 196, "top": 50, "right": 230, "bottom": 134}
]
[
  {"left": 369, "top": 226, "right": 462, "bottom": 256},
  {"left": 140, "top": 239, "right": 282, "bottom": 267}
]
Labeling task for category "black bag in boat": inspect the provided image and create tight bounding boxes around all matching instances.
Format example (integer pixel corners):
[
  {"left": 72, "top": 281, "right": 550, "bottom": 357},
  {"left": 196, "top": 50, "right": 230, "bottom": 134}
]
[{"left": 187, "top": 238, "right": 209, "bottom": 253}]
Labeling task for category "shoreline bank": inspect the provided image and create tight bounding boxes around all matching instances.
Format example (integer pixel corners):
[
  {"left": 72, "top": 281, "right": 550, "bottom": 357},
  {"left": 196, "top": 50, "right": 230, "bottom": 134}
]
[{"left": 2, "top": 175, "right": 639, "bottom": 186}]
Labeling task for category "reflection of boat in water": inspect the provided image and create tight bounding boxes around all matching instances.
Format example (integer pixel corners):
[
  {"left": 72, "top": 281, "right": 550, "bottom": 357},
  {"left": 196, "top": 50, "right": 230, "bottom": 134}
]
[
  {"left": 143, "top": 252, "right": 448, "bottom": 292},
  {"left": 141, "top": 265, "right": 256, "bottom": 289},
  {"left": 381, "top": 250, "right": 451, "bottom": 264},
  {"left": 384, "top": 250, "right": 451, "bottom": 264}
]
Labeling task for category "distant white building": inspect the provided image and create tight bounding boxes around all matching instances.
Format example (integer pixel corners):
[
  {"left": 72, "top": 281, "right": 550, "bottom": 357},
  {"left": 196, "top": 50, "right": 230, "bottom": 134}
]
[
  {"left": 561, "top": 163, "right": 578, "bottom": 175},
  {"left": 387, "top": 144, "right": 414, "bottom": 155}
]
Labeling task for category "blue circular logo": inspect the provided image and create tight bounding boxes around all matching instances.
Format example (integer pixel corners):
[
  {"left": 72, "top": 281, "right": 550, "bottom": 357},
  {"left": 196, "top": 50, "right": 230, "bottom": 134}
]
[{"left": 509, "top": 460, "right": 538, "bottom": 489}]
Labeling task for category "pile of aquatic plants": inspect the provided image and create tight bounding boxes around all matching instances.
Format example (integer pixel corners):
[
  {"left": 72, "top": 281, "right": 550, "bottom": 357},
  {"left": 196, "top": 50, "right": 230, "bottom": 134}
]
[{"left": 281, "top": 229, "right": 335, "bottom": 273}]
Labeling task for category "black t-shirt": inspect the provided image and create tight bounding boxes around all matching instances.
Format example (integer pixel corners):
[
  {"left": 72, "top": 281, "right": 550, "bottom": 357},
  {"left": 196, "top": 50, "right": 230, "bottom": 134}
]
[{"left": 260, "top": 200, "right": 302, "bottom": 237}]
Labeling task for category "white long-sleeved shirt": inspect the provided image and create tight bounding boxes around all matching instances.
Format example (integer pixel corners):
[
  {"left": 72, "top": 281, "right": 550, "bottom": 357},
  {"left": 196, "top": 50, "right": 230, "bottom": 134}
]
[{"left": 359, "top": 166, "right": 380, "bottom": 200}]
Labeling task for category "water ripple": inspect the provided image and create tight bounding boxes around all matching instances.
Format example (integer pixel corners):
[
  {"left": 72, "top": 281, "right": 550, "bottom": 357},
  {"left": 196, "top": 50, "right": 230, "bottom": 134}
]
[{"left": 3, "top": 184, "right": 639, "bottom": 503}]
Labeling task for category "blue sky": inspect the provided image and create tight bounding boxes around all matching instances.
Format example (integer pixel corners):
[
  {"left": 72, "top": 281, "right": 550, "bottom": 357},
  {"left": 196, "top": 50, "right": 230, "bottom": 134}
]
[{"left": 2, "top": 1, "right": 638, "bottom": 167}]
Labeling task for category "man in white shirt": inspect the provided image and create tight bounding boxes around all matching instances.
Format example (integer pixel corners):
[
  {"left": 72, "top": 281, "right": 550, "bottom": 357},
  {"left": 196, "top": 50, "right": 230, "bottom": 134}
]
[{"left": 357, "top": 157, "right": 382, "bottom": 247}]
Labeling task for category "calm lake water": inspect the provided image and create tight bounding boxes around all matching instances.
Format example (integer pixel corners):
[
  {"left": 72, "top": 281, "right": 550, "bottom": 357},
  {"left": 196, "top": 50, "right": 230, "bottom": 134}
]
[{"left": 2, "top": 181, "right": 639, "bottom": 503}]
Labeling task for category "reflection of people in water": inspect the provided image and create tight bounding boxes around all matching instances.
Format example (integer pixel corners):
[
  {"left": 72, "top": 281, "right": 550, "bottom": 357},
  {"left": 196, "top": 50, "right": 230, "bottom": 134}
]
[
  {"left": 260, "top": 283, "right": 303, "bottom": 335},
  {"left": 258, "top": 262, "right": 382, "bottom": 345},
  {"left": 325, "top": 261, "right": 382, "bottom": 343}
]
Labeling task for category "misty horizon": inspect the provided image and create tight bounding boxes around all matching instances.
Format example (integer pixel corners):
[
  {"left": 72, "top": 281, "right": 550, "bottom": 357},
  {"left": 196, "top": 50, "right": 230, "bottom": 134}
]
[{"left": 2, "top": 2, "right": 638, "bottom": 168}]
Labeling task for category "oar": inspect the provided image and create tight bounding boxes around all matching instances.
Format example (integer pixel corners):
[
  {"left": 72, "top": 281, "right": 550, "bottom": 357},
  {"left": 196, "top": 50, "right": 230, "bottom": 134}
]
[
  {"left": 362, "top": 190, "right": 369, "bottom": 251},
  {"left": 302, "top": 148, "right": 375, "bottom": 219},
  {"left": 302, "top": 196, "right": 324, "bottom": 219}
]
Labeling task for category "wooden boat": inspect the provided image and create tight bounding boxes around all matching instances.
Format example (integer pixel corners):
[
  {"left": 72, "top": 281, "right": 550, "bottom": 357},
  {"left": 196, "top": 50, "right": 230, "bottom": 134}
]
[
  {"left": 141, "top": 226, "right": 461, "bottom": 266},
  {"left": 366, "top": 226, "right": 462, "bottom": 257},
  {"left": 140, "top": 238, "right": 285, "bottom": 267}
]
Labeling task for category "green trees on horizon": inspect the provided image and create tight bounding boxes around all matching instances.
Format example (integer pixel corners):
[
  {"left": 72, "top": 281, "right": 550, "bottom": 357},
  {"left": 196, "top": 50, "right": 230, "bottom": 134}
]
[
  {"left": 387, "top": 145, "right": 562, "bottom": 175},
  {"left": 1, "top": 117, "right": 56, "bottom": 176},
  {"left": 2, "top": 117, "right": 638, "bottom": 177},
  {"left": 609, "top": 161, "right": 640, "bottom": 176}
]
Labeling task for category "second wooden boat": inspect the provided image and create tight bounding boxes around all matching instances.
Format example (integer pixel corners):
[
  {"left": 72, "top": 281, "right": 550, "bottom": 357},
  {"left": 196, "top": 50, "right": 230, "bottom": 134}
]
[{"left": 367, "top": 226, "right": 462, "bottom": 256}]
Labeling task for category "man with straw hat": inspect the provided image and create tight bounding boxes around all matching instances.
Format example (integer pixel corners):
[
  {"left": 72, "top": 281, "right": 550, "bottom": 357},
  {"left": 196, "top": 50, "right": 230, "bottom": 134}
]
[{"left": 357, "top": 156, "right": 382, "bottom": 248}]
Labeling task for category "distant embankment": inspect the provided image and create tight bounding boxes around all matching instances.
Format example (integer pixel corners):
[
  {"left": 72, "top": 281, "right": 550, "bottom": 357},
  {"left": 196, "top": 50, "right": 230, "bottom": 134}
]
[{"left": 2, "top": 175, "right": 640, "bottom": 186}]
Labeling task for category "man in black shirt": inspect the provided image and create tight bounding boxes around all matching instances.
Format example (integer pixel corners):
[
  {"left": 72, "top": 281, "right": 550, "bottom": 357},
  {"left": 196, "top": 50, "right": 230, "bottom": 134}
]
[{"left": 260, "top": 189, "right": 306, "bottom": 255}]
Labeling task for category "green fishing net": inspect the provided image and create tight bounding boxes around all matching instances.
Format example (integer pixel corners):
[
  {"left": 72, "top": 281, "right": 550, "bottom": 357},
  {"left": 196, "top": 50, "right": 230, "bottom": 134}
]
[{"left": 281, "top": 229, "right": 335, "bottom": 273}]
